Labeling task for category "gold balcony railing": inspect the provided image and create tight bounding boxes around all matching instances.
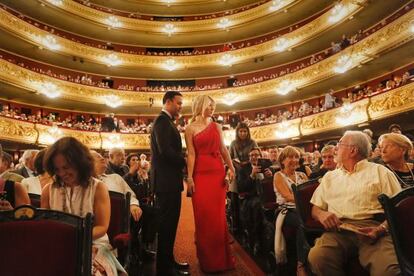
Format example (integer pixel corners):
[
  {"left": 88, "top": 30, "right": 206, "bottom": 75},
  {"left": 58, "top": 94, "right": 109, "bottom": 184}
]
[
  {"left": 1, "top": 82, "right": 413, "bottom": 149},
  {"left": 0, "top": 6, "right": 413, "bottom": 108}
]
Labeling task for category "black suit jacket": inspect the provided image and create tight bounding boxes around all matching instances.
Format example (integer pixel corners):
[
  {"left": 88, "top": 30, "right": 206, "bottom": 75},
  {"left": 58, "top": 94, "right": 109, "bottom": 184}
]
[
  {"left": 11, "top": 166, "right": 31, "bottom": 178},
  {"left": 150, "top": 111, "right": 186, "bottom": 193}
]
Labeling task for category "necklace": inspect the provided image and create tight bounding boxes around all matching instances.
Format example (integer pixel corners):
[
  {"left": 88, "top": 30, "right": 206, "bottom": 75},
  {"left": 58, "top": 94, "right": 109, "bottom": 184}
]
[
  {"left": 61, "top": 181, "right": 86, "bottom": 217},
  {"left": 386, "top": 163, "right": 414, "bottom": 188}
]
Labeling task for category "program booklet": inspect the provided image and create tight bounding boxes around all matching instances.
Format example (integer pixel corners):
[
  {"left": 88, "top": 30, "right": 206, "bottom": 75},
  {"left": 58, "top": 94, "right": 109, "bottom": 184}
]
[{"left": 339, "top": 223, "right": 370, "bottom": 236}]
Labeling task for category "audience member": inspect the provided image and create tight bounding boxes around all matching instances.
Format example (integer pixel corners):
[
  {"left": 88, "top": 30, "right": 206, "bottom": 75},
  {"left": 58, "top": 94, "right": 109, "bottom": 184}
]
[
  {"left": 41, "top": 137, "right": 127, "bottom": 275},
  {"left": 0, "top": 151, "right": 24, "bottom": 183},
  {"left": 21, "top": 149, "right": 53, "bottom": 195},
  {"left": 273, "top": 146, "right": 308, "bottom": 275},
  {"left": 378, "top": 133, "right": 414, "bottom": 188},
  {"left": 309, "top": 145, "right": 337, "bottom": 179},
  {"left": 106, "top": 148, "right": 129, "bottom": 177},
  {"left": 12, "top": 149, "right": 39, "bottom": 178},
  {"left": 237, "top": 147, "right": 273, "bottom": 254},
  {"left": 308, "top": 131, "right": 401, "bottom": 276}
]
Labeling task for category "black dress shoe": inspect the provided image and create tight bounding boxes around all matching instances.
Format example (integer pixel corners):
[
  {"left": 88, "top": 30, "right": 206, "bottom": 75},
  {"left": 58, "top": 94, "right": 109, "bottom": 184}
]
[
  {"left": 174, "top": 269, "right": 190, "bottom": 275},
  {"left": 174, "top": 261, "right": 190, "bottom": 270}
]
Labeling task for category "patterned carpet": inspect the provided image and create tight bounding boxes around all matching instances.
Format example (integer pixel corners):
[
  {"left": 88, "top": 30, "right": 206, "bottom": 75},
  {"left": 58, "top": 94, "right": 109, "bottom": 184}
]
[{"left": 174, "top": 193, "right": 265, "bottom": 276}]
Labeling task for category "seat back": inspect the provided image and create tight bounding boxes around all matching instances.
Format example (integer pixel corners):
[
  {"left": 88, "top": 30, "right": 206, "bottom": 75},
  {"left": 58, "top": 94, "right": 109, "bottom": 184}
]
[
  {"left": 108, "top": 191, "right": 131, "bottom": 245},
  {"left": 292, "top": 179, "right": 324, "bottom": 230},
  {"left": 28, "top": 193, "right": 41, "bottom": 208},
  {"left": 260, "top": 177, "right": 277, "bottom": 209},
  {"left": 0, "top": 205, "right": 92, "bottom": 276},
  {"left": 379, "top": 187, "right": 414, "bottom": 275}
]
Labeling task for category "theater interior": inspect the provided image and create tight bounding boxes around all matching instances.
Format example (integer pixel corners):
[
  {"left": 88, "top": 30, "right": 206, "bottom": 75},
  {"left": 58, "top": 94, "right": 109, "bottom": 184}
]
[{"left": 0, "top": 0, "right": 414, "bottom": 275}]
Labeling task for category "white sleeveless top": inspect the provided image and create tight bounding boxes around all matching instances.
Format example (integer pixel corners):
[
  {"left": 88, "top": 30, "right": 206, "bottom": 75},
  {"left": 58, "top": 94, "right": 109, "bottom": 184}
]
[
  {"left": 49, "top": 177, "right": 109, "bottom": 245},
  {"left": 274, "top": 171, "right": 307, "bottom": 206}
]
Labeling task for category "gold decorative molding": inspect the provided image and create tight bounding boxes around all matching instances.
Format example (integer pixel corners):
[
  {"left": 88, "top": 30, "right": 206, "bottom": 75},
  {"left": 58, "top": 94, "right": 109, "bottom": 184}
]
[
  {"left": 0, "top": 0, "right": 361, "bottom": 68},
  {"left": 1, "top": 82, "right": 413, "bottom": 149},
  {"left": 0, "top": 116, "right": 38, "bottom": 144},
  {"left": 42, "top": 0, "right": 299, "bottom": 32},
  {"left": 1, "top": 7, "right": 413, "bottom": 108},
  {"left": 368, "top": 82, "right": 414, "bottom": 120}
]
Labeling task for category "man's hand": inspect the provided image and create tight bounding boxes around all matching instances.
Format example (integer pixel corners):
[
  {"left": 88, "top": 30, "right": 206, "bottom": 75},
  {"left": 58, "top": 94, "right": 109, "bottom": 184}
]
[
  {"left": 357, "top": 226, "right": 386, "bottom": 244},
  {"left": 130, "top": 205, "right": 143, "bottom": 221},
  {"left": 316, "top": 210, "right": 341, "bottom": 231},
  {"left": 263, "top": 168, "right": 273, "bottom": 178},
  {"left": 129, "top": 162, "right": 139, "bottom": 175},
  {"left": 250, "top": 165, "right": 262, "bottom": 178}
]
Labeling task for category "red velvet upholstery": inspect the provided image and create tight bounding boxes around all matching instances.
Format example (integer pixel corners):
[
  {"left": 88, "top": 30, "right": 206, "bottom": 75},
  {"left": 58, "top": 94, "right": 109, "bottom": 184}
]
[
  {"left": 108, "top": 191, "right": 131, "bottom": 265},
  {"left": 0, "top": 206, "right": 92, "bottom": 276},
  {"left": 292, "top": 180, "right": 323, "bottom": 230},
  {"left": 261, "top": 177, "right": 278, "bottom": 211},
  {"left": 379, "top": 188, "right": 414, "bottom": 275}
]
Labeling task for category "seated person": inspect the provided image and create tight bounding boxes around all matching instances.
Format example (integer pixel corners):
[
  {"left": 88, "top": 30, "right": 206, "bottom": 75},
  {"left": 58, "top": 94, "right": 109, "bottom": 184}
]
[
  {"left": 21, "top": 149, "right": 53, "bottom": 195},
  {"left": 308, "top": 131, "right": 401, "bottom": 276},
  {"left": 0, "top": 151, "right": 24, "bottom": 183},
  {"left": 105, "top": 148, "right": 129, "bottom": 177},
  {"left": 237, "top": 147, "right": 273, "bottom": 254},
  {"left": 378, "top": 133, "right": 414, "bottom": 188},
  {"left": 309, "top": 145, "right": 337, "bottom": 179},
  {"left": 91, "top": 150, "right": 142, "bottom": 222},
  {"left": 0, "top": 144, "right": 30, "bottom": 210},
  {"left": 273, "top": 146, "right": 308, "bottom": 275},
  {"left": 41, "top": 137, "right": 127, "bottom": 275}
]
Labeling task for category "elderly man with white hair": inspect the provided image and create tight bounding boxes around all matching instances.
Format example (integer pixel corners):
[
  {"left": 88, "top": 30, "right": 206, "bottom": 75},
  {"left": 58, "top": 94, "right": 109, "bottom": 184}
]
[
  {"left": 12, "top": 149, "right": 39, "bottom": 178},
  {"left": 308, "top": 130, "right": 401, "bottom": 276},
  {"left": 91, "top": 150, "right": 142, "bottom": 222},
  {"left": 105, "top": 147, "right": 129, "bottom": 177}
]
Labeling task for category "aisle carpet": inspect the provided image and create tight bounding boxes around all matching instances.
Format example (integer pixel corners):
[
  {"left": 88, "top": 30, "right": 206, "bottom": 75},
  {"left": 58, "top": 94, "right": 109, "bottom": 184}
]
[{"left": 173, "top": 193, "right": 265, "bottom": 276}]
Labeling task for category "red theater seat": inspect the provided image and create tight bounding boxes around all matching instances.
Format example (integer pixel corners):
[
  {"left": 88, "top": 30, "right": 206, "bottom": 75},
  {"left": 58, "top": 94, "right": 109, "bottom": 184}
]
[{"left": 0, "top": 205, "right": 92, "bottom": 276}]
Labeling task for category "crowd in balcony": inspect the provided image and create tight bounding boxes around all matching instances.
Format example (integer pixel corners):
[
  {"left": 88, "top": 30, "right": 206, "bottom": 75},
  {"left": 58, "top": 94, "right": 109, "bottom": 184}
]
[
  {"left": 75, "top": 0, "right": 268, "bottom": 21},
  {"left": 1, "top": 68, "right": 412, "bottom": 135}
]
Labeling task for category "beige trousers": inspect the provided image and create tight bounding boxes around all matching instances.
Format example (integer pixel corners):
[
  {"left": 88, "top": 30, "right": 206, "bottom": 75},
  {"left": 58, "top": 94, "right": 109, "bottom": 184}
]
[{"left": 308, "top": 220, "right": 400, "bottom": 276}]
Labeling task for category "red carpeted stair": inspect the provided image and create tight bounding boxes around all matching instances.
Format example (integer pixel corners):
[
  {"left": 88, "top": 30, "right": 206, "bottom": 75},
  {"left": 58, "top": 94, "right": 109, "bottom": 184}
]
[{"left": 174, "top": 194, "right": 265, "bottom": 276}]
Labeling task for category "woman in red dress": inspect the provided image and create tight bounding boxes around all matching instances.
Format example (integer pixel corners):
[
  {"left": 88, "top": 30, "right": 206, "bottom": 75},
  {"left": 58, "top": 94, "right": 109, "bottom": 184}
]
[{"left": 185, "top": 95, "right": 236, "bottom": 273}]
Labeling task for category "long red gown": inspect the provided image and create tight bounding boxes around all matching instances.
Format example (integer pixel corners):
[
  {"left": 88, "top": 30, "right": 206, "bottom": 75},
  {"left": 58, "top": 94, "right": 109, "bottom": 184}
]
[{"left": 192, "top": 122, "right": 235, "bottom": 273}]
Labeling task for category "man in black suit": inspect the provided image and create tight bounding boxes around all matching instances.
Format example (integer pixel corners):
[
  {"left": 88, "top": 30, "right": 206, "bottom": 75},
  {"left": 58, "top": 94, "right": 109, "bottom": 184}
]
[{"left": 150, "top": 91, "right": 190, "bottom": 276}]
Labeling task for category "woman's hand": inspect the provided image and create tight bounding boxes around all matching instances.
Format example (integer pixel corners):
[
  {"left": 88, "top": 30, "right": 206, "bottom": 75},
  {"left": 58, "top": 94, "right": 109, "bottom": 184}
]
[
  {"left": 186, "top": 178, "right": 195, "bottom": 196},
  {"left": 0, "top": 200, "right": 13, "bottom": 211}
]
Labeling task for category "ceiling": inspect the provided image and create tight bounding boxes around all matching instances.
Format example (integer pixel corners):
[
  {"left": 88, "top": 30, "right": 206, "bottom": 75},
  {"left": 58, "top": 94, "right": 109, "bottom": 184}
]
[{"left": 0, "top": 0, "right": 413, "bottom": 117}]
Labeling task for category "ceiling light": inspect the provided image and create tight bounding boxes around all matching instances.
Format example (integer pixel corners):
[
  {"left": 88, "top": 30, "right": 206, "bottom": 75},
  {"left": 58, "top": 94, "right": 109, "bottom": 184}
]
[
  {"left": 104, "top": 16, "right": 122, "bottom": 29},
  {"left": 163, "top": 59, "right": 178, "bottom": 71},
  {"left": 340, "top": 102, "right": 353, "bottom": 113},
  {"left": 104, "top": 134, "right": 124, "bottom": 149},
  {"left": 38, "top": 82, "right": 61, "bottom": 98},
  {"left": 411, "top": 22, "right": 414, "bottom": 32},
  {"left": 276, "top": 80, "right": 296, "bottom": 95},
  {"left": 274, "top": 37, "right": 289, "bottom": 52},
  {"left": 41, "top": 35, "right": 61, "bottom": 51},
  {"left": 221, "top": 93, "right": 240, "bottom": 106},
  {"left": 218, "top": 53, "right": 236, "bottom": 66},
  {"left": 217, "top": 18, "right": 231, "bottom": 29},
  {"left": 269, "top": 0, "right": 287, "bottom": 11},
  {"left": 102, "top": 53, "right": 122, "bottom": 66},
  {"left": 162, "top": 23, "right": 176, "bottom": 36},
  {"left": 328, "top": 4, "right": 347, "bottom": 23},
  {"left": 333, "top": 55, "right": 353, "bottom": 74},
  {"left": 104, "top": 95, "right": 122, "bottom": 108},
  {"left": 48, "top": 0, "right": 63, "bottom": 6}
]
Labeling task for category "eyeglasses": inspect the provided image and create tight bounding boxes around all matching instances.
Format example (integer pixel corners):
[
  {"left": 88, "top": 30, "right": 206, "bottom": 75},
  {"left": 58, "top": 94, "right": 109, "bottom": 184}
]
[{"left": 337, "top": 142, "right": 354, "bottom": 148}]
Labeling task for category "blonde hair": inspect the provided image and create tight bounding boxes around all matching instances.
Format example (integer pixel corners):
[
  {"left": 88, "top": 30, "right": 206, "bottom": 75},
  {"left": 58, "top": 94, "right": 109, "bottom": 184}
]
[
  {"left": 191, "top": 95, "right": 215, "bottom": 122},
  {"left": 278, "top": 146, "right": 300, "bottom": 168},
  {"left": 379, "top": 133, "right": 413, "bottom": 160}
]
